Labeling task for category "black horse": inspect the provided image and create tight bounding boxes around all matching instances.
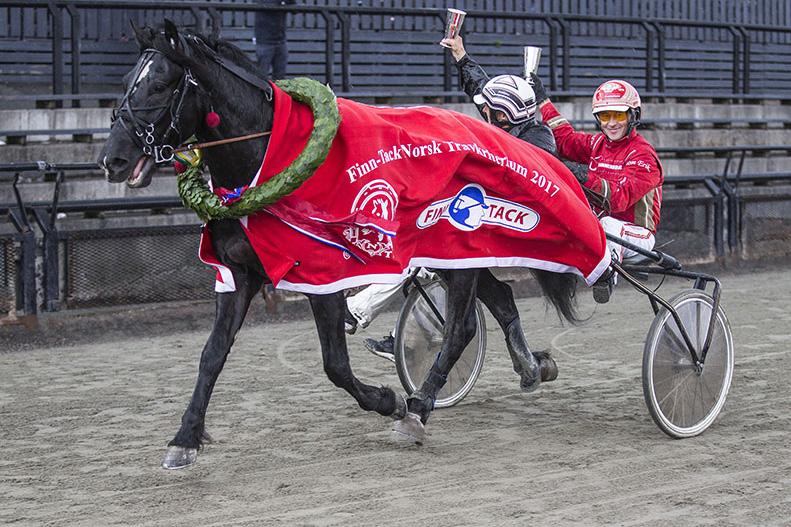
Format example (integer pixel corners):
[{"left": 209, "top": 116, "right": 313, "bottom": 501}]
[{"left": 98, "top": 21, "right": 579, "bottom": 469}]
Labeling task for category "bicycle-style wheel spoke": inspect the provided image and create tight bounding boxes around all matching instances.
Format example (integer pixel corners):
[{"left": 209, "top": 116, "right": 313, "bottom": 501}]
[
  {"left": 394, "top": 280, "right": 487, "bottom": 408},
  {"left": 643, "top": 290, "right": 734, "bottom": 438}
]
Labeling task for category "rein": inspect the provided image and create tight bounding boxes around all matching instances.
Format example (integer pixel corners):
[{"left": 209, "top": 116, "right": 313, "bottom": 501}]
[
  {"left": 173, "top": 131, "right": 272, "bottom": 154},
  {"left": 582, "top": 185, "right": 611, "bottom": 216}
]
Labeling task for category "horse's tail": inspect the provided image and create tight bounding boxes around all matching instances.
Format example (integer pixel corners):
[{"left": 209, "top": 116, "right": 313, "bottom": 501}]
[{"left": 530, "top": 269, "right": 580, "bottom": 324}]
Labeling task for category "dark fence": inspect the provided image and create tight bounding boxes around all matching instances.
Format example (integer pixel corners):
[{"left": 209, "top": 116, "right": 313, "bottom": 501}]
[
  {"left": 0, "top": 163, "right": 210, "bottom": 317},
  {"left": 298, "top": 1, "right": 791, "bottom": 38},
  {"left": 0, "top": 234, "right": 19, "bottom": 314},
  {"left": 3, "top": 1, "right": 791, "bottom": 105},
  {"left": 732, "top": 182, "right": 791, "bottom": 260},
  {"left": 5, "top": 1, "right": 791, "bottom": 41},
  {"left": 59, "top": 224, "right": 211, "bottom": 308}
]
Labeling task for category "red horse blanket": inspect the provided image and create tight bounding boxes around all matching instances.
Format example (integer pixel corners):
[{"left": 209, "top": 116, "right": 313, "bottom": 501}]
[{"left": 199, "top": 83, "right": 610, "bottom": 294}]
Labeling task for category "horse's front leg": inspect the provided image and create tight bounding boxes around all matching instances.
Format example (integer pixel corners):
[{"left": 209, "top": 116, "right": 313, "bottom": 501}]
[
  {"left": 162, "top": 268, "right": 264, "bottom": 470},
  {"left": 308, "top": 292, "right": 407, "bottom": 418},
  {"left": 394, "top": 269, "right": 479, "bottom": 444}
]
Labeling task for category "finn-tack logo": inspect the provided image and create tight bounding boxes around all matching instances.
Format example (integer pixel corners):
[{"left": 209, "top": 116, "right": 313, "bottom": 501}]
[{"left": 417, "top": 184, "right": 540, "bottom": 232}]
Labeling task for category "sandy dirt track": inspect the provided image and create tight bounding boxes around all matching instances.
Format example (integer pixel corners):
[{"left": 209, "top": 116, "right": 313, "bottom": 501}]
[{"left": 1, "top": 268, "right": 789, "bottom": 526}]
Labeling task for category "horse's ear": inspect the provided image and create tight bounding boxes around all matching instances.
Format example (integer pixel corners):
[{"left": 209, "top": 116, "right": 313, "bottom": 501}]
[
  {"left": 130, "top": 19, "right": 152, "bottom": 50},
  {"left": 163, "top": 19, "right": 181, "bottom": 50}
]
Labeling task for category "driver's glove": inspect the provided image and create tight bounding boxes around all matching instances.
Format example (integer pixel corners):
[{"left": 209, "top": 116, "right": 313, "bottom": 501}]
[
  {"left": 529, "top": 73, "right": 549, "bottom": 105},
  {"left": 565, "top": 161, "right": 588, "bottom": 184}
]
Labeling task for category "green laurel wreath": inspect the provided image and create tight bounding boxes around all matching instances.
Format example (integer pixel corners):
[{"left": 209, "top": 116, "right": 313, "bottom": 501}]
[{"left": 176, "top": 77, "right": 341, "bottom": 222}]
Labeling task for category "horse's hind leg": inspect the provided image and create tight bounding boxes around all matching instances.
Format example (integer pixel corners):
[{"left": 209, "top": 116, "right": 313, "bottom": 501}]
[
  {"left": 475, "top": 269, "right": 520, "bottom": 330},
  {"left": 308, "top": 292, "right": 406, "bottom": 419},
  {"left": 163, "top": 268, "right": 264, "bottom": 470},
  {"left": 394, "top": 269, "right": 479, "bottom": 443},
  {"left": 476, "top": 269, "right": 553, "bottom": 392}
]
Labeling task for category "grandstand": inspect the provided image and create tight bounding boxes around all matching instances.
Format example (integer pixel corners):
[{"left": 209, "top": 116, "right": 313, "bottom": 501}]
[
  {"left": 2, "top": 1, "right": 791, "bottom": 317},
  {"left": 4, "top": 1, "right": 791, "bottom": 100}
]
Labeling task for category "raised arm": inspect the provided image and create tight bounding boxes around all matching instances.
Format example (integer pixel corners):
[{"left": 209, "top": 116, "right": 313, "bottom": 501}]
[
  {"left": 531, "top": 73, "right": 596, "bottom": 164},
  {"left": 440, "top": 35, "right": 491, "bottom": 118}
]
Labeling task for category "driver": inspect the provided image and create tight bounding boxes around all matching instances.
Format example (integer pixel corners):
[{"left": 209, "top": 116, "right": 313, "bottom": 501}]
[{"left": 531, "top": 74, "right": 664, "bottom": 303}]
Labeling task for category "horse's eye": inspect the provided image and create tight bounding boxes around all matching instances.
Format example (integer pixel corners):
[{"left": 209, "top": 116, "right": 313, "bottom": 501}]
[{"left": 152, "top": 82, "right": 169, "bottom": 93}]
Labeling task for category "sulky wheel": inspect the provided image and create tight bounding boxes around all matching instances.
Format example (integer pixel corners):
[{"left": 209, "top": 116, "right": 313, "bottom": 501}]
[
  {"left": 642, "top": 289, "right": 734, "bottom": 438},
  {"left": 393, "top": 280, "right": 486, "bottom": 408}
]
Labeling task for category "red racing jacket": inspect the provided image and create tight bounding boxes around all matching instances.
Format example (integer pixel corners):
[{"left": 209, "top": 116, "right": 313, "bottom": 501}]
[{"left": 540, "top": 101, "right": 664, "bottom": 232}]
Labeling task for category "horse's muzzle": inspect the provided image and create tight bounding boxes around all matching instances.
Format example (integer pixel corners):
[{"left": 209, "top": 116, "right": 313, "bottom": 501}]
[{"left": 100, "top": 154, "right": 156, "bottom": 188}]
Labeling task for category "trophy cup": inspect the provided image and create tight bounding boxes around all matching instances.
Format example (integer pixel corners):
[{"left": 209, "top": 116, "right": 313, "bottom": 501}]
[
  {"left": 440, "top": 8, "right": 466, "bottom": 47},
  {"left": 524, "top": 46, "right": 542, "bottom": 79}
]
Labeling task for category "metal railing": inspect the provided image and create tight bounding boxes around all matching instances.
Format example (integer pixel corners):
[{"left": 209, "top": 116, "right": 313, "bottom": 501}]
[
  {"left": 4, "top": 1, "right": 791, "bottom": 104},
  {"left": 1, "top": 162, "right": 203, "bottom": 318}
]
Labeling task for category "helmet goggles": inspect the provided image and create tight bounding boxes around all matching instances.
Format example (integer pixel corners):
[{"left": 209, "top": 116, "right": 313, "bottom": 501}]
[{"left": 595, "top": 110, "right": 629, "bottom": 124}]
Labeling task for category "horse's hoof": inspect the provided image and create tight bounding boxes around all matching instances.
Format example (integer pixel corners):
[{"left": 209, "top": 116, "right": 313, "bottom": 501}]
[
  {"left": 390, "top": 392, "right": 408, "bottom": 420},
  {"left": 519, "top": 352, "right": 558, "bottom": 392},
  {"left": 391, "top": 412, "right": 425, "bottom": 445},
  {"left": 162, "top": 446, "right": 198, "bottom": 470},
  {"left": 537, "top": 353, "right": 558, "bottom": 382}
]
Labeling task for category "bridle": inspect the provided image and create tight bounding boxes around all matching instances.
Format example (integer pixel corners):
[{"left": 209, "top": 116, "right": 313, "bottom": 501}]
[
  {"left": 112, "top": 48, "right": 200, "bottom": 164},
  {"left": 112, "top": 34, "right": 275, "bottom": 164}
]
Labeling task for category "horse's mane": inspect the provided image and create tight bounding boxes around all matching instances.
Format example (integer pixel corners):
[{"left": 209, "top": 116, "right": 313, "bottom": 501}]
[{"left": 136, "top": 24, "right": 260, "bottom": 81}]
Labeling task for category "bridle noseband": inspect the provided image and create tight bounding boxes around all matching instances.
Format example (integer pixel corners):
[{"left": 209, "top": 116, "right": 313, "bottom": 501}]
[{"left": 112, "top": 34, "right": 274, "bottom": 164}]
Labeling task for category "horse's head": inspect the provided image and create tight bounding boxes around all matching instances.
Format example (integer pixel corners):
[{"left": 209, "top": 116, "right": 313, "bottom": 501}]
[{"left": 98, "top": 20, "right": 219, "bottom": 188}]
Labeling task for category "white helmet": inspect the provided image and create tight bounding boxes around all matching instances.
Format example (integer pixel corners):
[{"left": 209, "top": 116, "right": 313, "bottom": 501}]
[{"left": 473, "top": 74, "right": 537, "bottom": 125}]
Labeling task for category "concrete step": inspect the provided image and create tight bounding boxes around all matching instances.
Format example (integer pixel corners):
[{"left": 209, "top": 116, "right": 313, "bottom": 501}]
[
  {"left": 54, "top": 209, "right": 199, "bottom": 232},
  {"left": 662, "top": 156, "right": 791, "bottom": 178},
  {"left": 2, "top": 103, "right": 785, "bottom": 143},
  {"left": 644, "top": 129, "right": 791, "bottom": 147},
  {"left": 0, "top": 170, "right": 177, "bottom": 206},
  {"left": 0, "top": 108, "right": 111, "bottom": 136},
  {"left": 0, "top": 207, "right": 197, "bottom": 236},
  {"left": 3, "top": 127, "right": 784, "bottom": 166},
  {"left": 1, "top": 100, "right": 789, "bottom": 205},
  {"left": 0, "top": 143, "right": 103, "bottom": 164},
  {"left": 3, "top": 100, "right": 791, "bottom": 137},
  {"left": 440, "top": 101, "right": 791, "bottom": 122},
  {"left": 3, "top": 149, "right": 790, "bottom": 206}
]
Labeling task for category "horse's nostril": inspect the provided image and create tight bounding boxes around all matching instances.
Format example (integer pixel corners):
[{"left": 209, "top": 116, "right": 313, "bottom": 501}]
[{"left": 104, "top": 156, "right": 131, "bottom": 181}]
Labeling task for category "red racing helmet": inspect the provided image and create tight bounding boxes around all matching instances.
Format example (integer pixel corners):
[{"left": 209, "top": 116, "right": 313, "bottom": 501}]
[
  {"left": 591, "top": 80, "right": 641, "bottom": 114},
  {"left": 591, "top": 79, "right": 642, "bottom": 134}
]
